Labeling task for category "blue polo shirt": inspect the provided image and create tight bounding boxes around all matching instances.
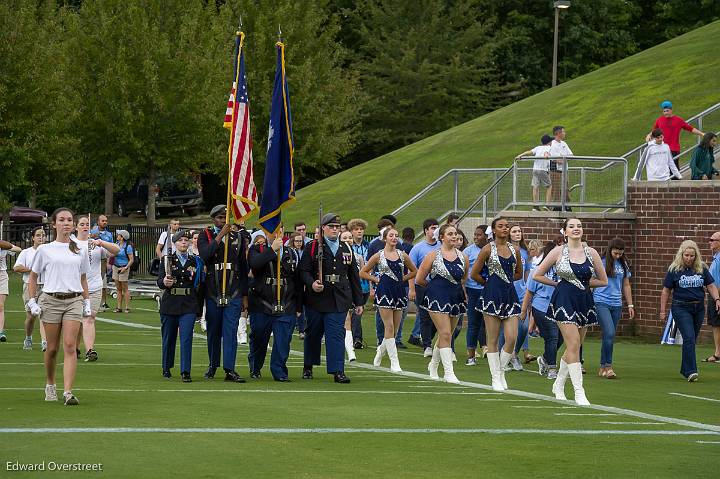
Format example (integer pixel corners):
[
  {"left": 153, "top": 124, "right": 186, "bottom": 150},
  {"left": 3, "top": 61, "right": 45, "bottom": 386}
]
[
  {"left": 463, "top": 244, "right": 484, "bottom": 290},
  {"left": 710, "top": 252, "right": 720, "bottom": 288},
  {"left": 593, "top": 259, "right": 631, "bottom": 307},
  {"left": 513, "top": 247, "right": 530, "bottom": 299},
  {"left": 90, "top": 226, "right": 114, "bottom": 244},
  {"left": 663, "top": 267, "right": 715, "bottom": 302},
  {"left": 527, "top": 265, "right": 556, "bottom": 313}
]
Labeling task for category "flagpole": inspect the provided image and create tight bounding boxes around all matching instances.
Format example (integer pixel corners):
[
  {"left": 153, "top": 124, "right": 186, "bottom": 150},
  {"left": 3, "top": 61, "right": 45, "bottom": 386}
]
[{"left": 273, "top": 26, "right": 284, "bottom": 314}]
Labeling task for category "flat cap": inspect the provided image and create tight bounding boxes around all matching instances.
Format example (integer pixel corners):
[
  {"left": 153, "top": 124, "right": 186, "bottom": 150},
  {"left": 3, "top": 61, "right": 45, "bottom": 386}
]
[
  {"left": 321, "top": 213, "right": 341, "bottom": 226},
  {"left": 172, "top": 229, "right": 192, "bottom": 243},
  {"left": 209, "top": 204, "right": 227, "bottom": 218}
]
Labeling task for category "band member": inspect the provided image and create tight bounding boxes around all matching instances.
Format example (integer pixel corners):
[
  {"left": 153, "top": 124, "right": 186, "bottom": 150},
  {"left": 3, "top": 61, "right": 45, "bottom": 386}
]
[
  {"left": 157, "top": 230, "right": 205, "bottom": 382},
  {"left": 197, "top": 205, "right": 249, "bottom": 383},
  {"left": 13, "top": 228, "right": 47, "bottom": 350},
  {"left": 299, "top": 213, "right": 364, "bottom": 383},
  {"left": 247, "top": 228, "right": 301, "bottom": 382}
]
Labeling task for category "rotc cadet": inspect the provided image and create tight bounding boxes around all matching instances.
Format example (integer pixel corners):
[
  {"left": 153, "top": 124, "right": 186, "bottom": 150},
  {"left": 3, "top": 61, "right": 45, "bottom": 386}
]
[
  {"left": 197, "top": 205, "right": 249, "bottom": 383},
  {"left": 156, "top": 230, "right": 204, "bottom": 382},
  {"left": 247, "top": 229, "right": 301, "bottom": 382},
  {"left": 299, "top": 213, "right": 364, "bottom": 383}
]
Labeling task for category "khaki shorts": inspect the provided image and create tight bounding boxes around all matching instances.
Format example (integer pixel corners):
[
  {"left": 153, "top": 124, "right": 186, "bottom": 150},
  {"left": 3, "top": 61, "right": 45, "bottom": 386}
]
[
  {"left": 38, "top": 293, "right": 83, "bottom": 324},
  {"left": 532, "top": 170, "right": 551, "bottom": 187},
  {"left": 0, "top": 271, "right": 8, "bottom": 295},
  {"left": 89, "top": 289, "right": 102, "bottom": 313},
  {"left": 112, "top": 265, "right": 130, "bottom": 282}
]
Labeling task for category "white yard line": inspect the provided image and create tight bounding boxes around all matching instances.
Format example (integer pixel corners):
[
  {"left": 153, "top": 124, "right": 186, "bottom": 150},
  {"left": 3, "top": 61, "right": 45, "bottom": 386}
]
[
  {"left": 669, "top": 392, "right": 720, "bottom": 403},
  {"left": 600, "top": 422, "right": 665, "bottom": 425},
  {"left": 554, "top": 413, "right": 618, "bottom": 416},
  {"left": 0, "top": 387, "right": 495, "bottom": 396}
]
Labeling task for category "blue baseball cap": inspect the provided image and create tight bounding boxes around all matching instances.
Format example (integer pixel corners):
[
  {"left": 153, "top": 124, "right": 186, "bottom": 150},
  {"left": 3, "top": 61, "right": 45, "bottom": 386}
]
[{"left": 660, "top": 100, "right": 672, "bottom": 110}]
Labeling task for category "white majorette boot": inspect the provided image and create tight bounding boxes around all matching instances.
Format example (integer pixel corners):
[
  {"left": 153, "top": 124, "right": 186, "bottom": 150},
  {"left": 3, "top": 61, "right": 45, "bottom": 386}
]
[
  {"left": 499, "top": 349, "right": 512, "bottom": 390},
  {"left": 552, "top": 358, "right": 569, "bottom": 400},
  {"left": 486, "top": 352, "right": 504, "bottom": 392},
  {"left": 385, "top": 339, "right": 402, "bottom": 372},
  {"left": 373, "top": 340, "right": 386, "bottom": 367},
  {"left": 344, "top": 330, "right": 356, "bottom": 362},
  {"left": 568, "top": 362, "right": 590, "bottom": 406},
  {"left": 439, "top": 347, "right": 460, "bottom": 384},
  {"left": 428, "top": 346, "right": 441, "bottom": 380}
]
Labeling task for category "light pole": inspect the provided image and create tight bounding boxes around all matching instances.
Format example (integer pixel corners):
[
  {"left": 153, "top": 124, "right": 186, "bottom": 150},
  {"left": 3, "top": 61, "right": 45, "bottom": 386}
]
[{"left": 552, "top": 0, "right": 571, "bottom": 87}]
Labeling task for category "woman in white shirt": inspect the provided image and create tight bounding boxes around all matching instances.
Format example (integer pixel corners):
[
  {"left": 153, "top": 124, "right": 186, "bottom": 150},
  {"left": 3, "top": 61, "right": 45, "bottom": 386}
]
[
  {"left": 13, "top": 227, "right": 47, "bottom": 351},
  {"left": 27, "top": 208, "right": 91, "bottom": 406},
  {"left": 0, "top": 239, "right": 22, "bottom": 343},
  {"left": 74, "top": 215, "right": 120, "bottom": 362}
]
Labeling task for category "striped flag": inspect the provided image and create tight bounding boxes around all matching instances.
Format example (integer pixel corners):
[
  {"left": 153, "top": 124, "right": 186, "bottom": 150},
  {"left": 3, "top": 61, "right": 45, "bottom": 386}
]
[{"left": 225, "top": 31, "right": 257, "bottom": 221}]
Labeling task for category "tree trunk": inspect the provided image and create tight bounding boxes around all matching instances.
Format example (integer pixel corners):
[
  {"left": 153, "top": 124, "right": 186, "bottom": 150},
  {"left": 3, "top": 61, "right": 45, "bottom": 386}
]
[
  {"left": 147, "top": 163, "right": 157, "bottom": 226},
  {"left": 29, "top": 190, "right": 38, "bottom": 209},
  {"left": 104, "top": 177, "right": 114, "bottom": 216}
]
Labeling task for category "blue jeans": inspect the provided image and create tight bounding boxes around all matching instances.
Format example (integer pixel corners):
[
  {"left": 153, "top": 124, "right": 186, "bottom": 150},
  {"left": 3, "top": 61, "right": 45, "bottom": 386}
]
[
  {"left": 596, "top": 302, "right": 622, "bottom": 367},
  {"left": 466, "top": 288, "right": 486, "bottom": 349},
  {"left": 205, "top": 297, "right": 242, "bottom": 371},
  {"left": 671, "top": 301, "right": 704, "bottom": 377},
  {"left": 409, "top": 304, "right": 422, "bottom": 339},
  {"left": 533, "top": 307, "right": 563, "bottom": 367},
  {"left": 160, "top": 313, "right": 195, "bottom": 373}
]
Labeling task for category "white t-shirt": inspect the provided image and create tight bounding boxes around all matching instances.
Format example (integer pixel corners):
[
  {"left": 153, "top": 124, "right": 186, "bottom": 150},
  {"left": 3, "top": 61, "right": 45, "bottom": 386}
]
[
  {"left": 157, "top": 231, "right": 178, "bottom": 255},
  {"left": 31, "top": 241, "right": 89, "bottom": 293},
  {"left": 75, "top": 238, "right": 107, "bottom": 292},
  {"left": 0, "top": 249, "right": 16, "bottom": 272},
  {"left": 15, "top": 247, "right": 41, "bottom": 284},
  {"left": 531, "top": 145, "right": 551, "bottom": 171}
]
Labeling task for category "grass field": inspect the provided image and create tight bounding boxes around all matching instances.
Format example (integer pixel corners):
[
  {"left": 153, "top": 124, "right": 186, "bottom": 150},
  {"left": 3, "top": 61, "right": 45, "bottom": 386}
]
[
  {"left": 1, "top": 274, "right": 720, "bottom": 477},
  {"left": 284, "top": 20, "right": 720, "bottom": 227}
]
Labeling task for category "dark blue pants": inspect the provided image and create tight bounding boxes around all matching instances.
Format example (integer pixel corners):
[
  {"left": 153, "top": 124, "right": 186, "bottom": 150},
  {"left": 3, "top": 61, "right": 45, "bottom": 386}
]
[
  {"left": 248, "top": 312, "right": 294, "bottom": 380},
  {"left": 533, "top": 307, "right": 563, "bottom": 367},
  {"left": 205, "top": 297, "right": 242, "bottom": 371},
  {"left": 671, "top": 301, "right": 704, "bottom": 377},
  {"left": 352, "top": 292, "right": 369, "bottom": 342},
  {"left": 465, "top": 288, "right": 486, "bottom": 349},
  {"left": 304, "top": 307, "right": 346, "bottom": 374},
  {"left": 415, "top": 285, "right": 437, "bottom": 348},
  {"left": 296, "top": 307, "right": 306, "bottom": 334},
  {"left": 160, "top": 313, "right": 195, "bottom": 373}
]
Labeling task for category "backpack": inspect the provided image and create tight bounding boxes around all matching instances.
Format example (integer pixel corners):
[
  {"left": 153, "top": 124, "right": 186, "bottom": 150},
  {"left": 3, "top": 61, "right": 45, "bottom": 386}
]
[{"left": 124, "top": 242, "right": 140, "bottom": 273}]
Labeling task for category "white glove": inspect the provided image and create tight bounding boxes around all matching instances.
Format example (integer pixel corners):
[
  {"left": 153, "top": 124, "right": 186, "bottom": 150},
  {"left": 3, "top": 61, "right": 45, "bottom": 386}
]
[
  {"left": 27, "top": 298, "right": 42, "bottom": 317},
  {"left": 82, "top": 299, "right": 92, "bottom": 317}
]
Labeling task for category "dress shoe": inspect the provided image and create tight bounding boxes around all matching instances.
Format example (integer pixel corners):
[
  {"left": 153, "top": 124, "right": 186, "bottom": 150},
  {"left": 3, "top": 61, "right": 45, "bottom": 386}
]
[
  {"left": 396, "top": 341, "right": 407, "bottom": 349},
  {"left": 181, "top": 372, "right": 192, "bottom": 383},
  {"left": 162, "top": 369, "right": 172, "bottom": 379},
  {"left": 274, "top": 377, "right": 291, "bottom": 382},
  {"left": 334, "top": 372, "right": 351, "bottom": 384},
  {"left": 302, "top": 367, "right": 313, "bottom": 379},
  {"left": 353, "top": 340, "right": 364, "bottom": 350},
  {"left": 250, "top": 371, "right": 262, "bottom": 379},
  {"left": 203, "top": 367, "right": 216, "bottom": 379},
  {"left": 408, "top": 336, "right": 422, "bottom": 347},
  {"left": 224, "top": 370, "right": 247, "bottom": 383}
]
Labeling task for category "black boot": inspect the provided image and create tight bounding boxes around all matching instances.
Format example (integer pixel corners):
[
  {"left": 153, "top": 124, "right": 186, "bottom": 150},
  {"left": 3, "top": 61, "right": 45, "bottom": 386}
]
[
  {"left": 203, "top": 366, "right": 216, "bottom": 379},
  {"left": 302, "top": 366, "right": 313, "bottom": 379},
  {"left": 224, "top": 370, "right": 247, "bottom": 383},
  {"left": 333, "top": 371, "right": 351, "bottom": 384}
]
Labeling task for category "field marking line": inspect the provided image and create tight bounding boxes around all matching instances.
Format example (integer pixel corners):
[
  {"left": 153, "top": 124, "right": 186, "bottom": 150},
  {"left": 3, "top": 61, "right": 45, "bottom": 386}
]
[
  {"left": 600, "top": 422, "right": 666, "bottom": 425},
  {"left": 95, "top": 315, "right": 720, "bottom": 434},
  {"left": 696, "top": 440, "right": 720, "bottom": 444},
  {"left": 0, "top": 387, "right": 495, "bottom": 396},
  {"left": 554, "top": 413, "right": 618, "bottom": 416},
  {"left": 0, "top": 427, "right": 717, "bottom": 435},
  {"left": 669, "top": 392, "right": 720, "bottom": 403},
  {"left": 477, "top": 399, "right": 541, "bottom": 402},
  {"left": 512, "top": 405, "right": 577, "bottom": 409}
]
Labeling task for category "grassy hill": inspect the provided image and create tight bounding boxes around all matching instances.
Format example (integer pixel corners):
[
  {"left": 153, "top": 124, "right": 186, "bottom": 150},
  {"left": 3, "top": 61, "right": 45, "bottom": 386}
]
[{"left": 281, "top": 20, "right": 720, "bottom": 229}]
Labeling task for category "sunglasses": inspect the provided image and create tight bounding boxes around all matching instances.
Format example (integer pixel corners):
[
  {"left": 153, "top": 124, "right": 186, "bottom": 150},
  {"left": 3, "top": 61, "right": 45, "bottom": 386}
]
[
  {"left": 326, "top": 224, "right": 341, "bottom": 229},
  {"left": 709, "top": 238, "right": 720, "bottom": 242}
]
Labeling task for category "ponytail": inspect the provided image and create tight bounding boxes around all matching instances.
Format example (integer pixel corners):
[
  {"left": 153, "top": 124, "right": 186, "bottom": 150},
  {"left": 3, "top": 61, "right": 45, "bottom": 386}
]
[{"left": 69, "top": 238, "right": 80, "bottom": 254}]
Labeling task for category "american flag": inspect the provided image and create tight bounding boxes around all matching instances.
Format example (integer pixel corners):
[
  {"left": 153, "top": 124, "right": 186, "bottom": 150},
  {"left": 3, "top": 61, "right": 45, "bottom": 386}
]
[{"left": 225, "top": 32, "right": 257, "bottom": 221}]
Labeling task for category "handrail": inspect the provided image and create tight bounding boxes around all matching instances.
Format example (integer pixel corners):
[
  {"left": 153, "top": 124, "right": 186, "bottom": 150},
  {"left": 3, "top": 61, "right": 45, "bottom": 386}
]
[{"left": 456, "top": 166, "right": 515, "bottom": 224}]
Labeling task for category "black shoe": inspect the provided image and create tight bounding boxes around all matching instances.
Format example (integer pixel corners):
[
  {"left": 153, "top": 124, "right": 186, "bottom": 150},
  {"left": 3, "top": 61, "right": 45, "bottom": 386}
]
[
  {"left": 408, "top": 336, "right": 422, "bottom": 347},
  {"left": 353, "top": 340, "right": 364, "bottom": 350},
  {"left": 396, "top": 341, "right": 407, "bottom": 349},
  {"left": 181, "top": 372, "right": 192, "bottom": 383},
  {"left": 302, "top": 367, "right": 313, "bottom": 380},
  {"left": 334, "top": 372, "right": 351, "bottom": 384},
  {"left": 224, "top": 370, "right": 246, "bottom": 383},
  {"left": 274, "top": 377, "right": 291, "bottom": 382},
  {"left": 85, "top": 349, "right": 98, "bottom": 362},
  {"left": 250, "top": 371, "right": 262, "bottom": 379},
  {"left": 76, "top": 348, "right": 81, "bottom": 359},
  {"left": 162, "top": 369, "right": 172, "bottom": 379},
  {"left": 203, "top": 367, "right": 216, "bottom": 379}
]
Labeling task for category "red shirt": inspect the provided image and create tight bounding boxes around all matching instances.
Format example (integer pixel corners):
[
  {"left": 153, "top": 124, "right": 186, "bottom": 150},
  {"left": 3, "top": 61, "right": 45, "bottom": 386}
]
[{"left": 652, "top": 115, "right": 693, "bottom": 152}]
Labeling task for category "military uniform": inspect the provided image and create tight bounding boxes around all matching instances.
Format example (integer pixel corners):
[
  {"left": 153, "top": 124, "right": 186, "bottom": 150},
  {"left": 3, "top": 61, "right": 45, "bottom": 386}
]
[
  {"left": 247, "top": 239, "right": 301, "bottom": 381},
  {"left": 156, "top": 232, "right": 204, "bottom": 382},
  {"left": 299, "top": 213, "right": 363, "bottom": 382},
  {"left": 197, "top": 205, "right": 249, "bottom": 382}
]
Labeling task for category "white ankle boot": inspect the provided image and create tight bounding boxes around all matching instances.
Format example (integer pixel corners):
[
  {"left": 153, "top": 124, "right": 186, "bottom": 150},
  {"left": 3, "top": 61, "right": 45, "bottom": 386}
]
[
  {"left": 552, "top": 358, "right": 569, "bottom": 400},
  {"left": 499, "top": 350, "right": 512, "bottom": 390},
  {"left": 385, "top": 339, "right": 402, "bottom": 372},
  {"left": 373, "top": 341, "right": 386, "bottom": 367},
  {"left": 486, "top": 352, "right": 504, "bottom": 392},
  {"left": 439, "top": 347, "right": 459, "bottom": 384},
  {"left": 344, "top": 330, "right": 356, "bottom": 362},
  {"left": 428, "top": 346, "right": 441, "bottom": 379},
  {"left": 568, "top": 362, "right": 590, "bottom": 406}
]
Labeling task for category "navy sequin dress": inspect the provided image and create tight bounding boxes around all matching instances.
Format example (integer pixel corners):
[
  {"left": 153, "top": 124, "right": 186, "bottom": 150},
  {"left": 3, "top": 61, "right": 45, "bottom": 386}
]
[
  {"left": 477, "top": 242, "right": 521, "bottom": 319},
  {"left": 375, "top": 250, "right": 407, "bottom": 310},
  {"left": 421, "top": 250, "right": 467, "bottom": 317},
  {"left": 547, "top": 245, "right": 598, "bottom": 327}
]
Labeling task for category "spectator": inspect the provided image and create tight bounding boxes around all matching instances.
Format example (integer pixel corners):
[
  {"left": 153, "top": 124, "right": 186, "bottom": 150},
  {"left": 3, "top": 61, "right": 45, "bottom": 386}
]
[
  {"left": 285, "top": 222, "right": 312, "bottom": 246},
  {"left": 112, "top": 229, "right": 134, "bottom": 313},
  {"left": 0, "top": 239, "right": 22, "bottom": 342},
  {"left": 689, "top": 132, "right": 718, "bottom": 180},
  {"left": 643, "top": 128, "right": 683, "bottom": 181},
  {"left": 703, "top": 231, "right": 720, "bottom": 363},
  {"left": 155, "top": 219, "right": 181, "bottom": 258},
  {"left": 549, "top": 126, "right": 573, "bottom": 211},
  {"left": 462, "top": 225, "right": 488, "bottom": 365},
  {"left": 445, "top": 213, "right": 460, "bottom": 226},
  {"left": 347, "top": 218, "right": 370, "bottom": 349},
  {"left": 399, "top": 227, "right": 419, "bottom": 346},
  {"left": 409, "top": 218, "right": 441, "bottom": 356},
  {"left": 90, "top": 214, "right": 113, "bottom": 312},
  {"left": 517, "top": 134, "right": 553, "bottom": 211},
  {"left": 647, "top": 100, "right": 704, "bottom": 171}
]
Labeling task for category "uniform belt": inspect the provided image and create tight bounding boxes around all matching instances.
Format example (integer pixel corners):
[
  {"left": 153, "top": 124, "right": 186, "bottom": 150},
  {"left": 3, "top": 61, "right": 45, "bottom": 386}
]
[
  {"left": 324, "top": 274, "right": 341, "bottom": 283},
  {"left": 265, "top": 278, "right": 287, "bottom": 286},
  {"left": 45, "top": 292, "right": 81, "bottom": 300},
  {"left": 215, "top": 263, "right": 233, "bottom": 271},
  {"left": 169, "top": 288, "right": 191, "bottom": 296}
]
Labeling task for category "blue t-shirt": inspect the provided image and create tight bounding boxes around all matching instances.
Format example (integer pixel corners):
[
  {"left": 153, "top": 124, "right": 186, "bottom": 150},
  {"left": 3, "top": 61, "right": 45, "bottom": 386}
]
[
  {"left": 463, "top": 244, "right": 484, "bottom": 290},
  {"left": 527, "top": 265, "right": 556, "bottom": 313},
  {"left": 114, "top": 243, "right": 134, "bottom": 267},
  {"left": 710, "top": 252, "right": 720, "bottom": 288},
  {"left": 513, "top": 247, "right": 530, "bottom": 300},
  {"left": 663, "top": 267, "right": 714, "bottom": 302},
  {"left": 90, "top": 226, "right": 114, "bottom": 244},
  {"left": 593, "top": 259, "right": 631, "bottom": 306},
  {"left": 409, "top": 240, "right": 441, "bottom": 282}
]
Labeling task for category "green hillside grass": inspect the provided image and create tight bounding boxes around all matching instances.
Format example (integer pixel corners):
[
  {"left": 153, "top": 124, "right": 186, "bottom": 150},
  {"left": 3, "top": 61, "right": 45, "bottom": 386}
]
[{"left": 282, "top": 20, "right": 720, "bottom": 228}]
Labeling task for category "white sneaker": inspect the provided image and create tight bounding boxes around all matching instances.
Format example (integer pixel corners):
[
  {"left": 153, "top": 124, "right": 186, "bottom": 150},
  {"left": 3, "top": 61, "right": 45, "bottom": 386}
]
[
  {"left": 423, "top": 347, "right": 433, "bottom": 358},
  {"left": 200, "top": 318, "right": 207, "bottom": 332},
  {"left": 687, "top": 373, "right": 699, "bottom": 382},
  {"left": 45, "top": 384, "right": 57, "bottom": 402},
  {"left": 41, "top": 340, "right": 48, "bottom": 352},
  {"left": 63, "top": 392, "right": 79, "bottom": 406},
  {"left": 547, "top": 369, "right": 558, "bottom": 380},
  {"left": 537, "top": 356, "right": 548, "bottom": 376},
  {"left": 465, "top": 357, "right": 476, "bottom": 366},
  {"left": 510, "top": 356, "right": 523, "bottom": 371},
  {"left": 23, "top": 338, "right": 33, "bottom": 350}
]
